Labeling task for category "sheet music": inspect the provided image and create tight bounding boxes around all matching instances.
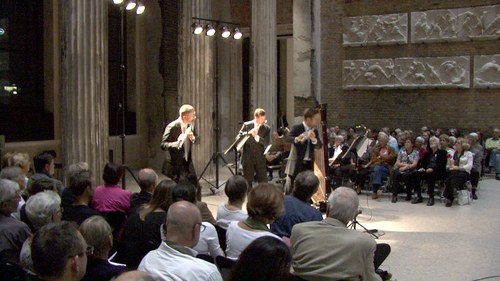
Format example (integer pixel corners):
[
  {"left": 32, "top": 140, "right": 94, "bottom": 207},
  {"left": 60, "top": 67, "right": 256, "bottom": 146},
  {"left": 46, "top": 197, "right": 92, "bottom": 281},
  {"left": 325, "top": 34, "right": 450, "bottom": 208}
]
[
  {"left": 236, "top": 135, "right": 251, "bottom": 152},
  {"left": 178, "top": 126, "right": 192, "bottom": 149}
]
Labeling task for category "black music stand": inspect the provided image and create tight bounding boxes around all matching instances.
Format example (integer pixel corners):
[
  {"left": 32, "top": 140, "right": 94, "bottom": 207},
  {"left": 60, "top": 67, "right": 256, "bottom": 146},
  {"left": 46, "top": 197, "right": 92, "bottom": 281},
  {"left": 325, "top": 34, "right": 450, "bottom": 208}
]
[
  {"left": 224, "top": 133, "right": 251, "bottom": 174},
  {"left": 347, "top": 210, "right": 379, "bottom": 239}
]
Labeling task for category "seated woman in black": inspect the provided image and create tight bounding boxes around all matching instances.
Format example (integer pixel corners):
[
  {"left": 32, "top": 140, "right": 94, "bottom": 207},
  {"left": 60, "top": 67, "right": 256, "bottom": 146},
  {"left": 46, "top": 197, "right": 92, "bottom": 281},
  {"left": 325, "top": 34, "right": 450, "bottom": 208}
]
[{"left": 416, "top": 136, "right": 448, "bottom": 206}]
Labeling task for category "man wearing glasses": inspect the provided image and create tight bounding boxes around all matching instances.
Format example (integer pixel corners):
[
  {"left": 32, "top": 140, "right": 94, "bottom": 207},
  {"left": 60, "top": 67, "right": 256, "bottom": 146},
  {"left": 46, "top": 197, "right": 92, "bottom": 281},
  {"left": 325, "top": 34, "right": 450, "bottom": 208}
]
[
  {"left": 31, "top": 221, "right": 91, "bottom": 281},
  {"left": 139, "top": 201, "right": 223, "bottom": 281}
]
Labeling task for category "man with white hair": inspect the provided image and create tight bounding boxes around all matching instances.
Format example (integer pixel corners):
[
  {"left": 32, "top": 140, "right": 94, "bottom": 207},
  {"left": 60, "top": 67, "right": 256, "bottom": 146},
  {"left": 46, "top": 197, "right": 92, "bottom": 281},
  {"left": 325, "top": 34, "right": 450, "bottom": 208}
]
[
  {"left": 291, "top": 187, "right": 391, "bottom": 281},
  {"left": 0, "top": 166, "right": 27, "bottom": 220},
  {"left": 417, "top": 136, "right": 448, "bottom": 206},
  {"left": 0, "top": 179, "right": 31, "bottom": 261},
  {"left": 138, "top": 201, "right": 223, "bottom": 281}
]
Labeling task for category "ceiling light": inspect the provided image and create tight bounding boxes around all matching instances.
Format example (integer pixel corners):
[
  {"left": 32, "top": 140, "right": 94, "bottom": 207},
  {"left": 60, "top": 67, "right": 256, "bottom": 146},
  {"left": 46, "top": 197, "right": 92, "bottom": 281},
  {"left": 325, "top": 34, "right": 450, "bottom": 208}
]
[
  {"left": 233, "top": 27, "right": 242, "bottom": 40},
  {"left": 205, "top": 24, "right": 216, "bottom": 36},
  {"left": 136, "top": 1, "right": 145, "bottom": 14},
  {"left": 126, "top": 0, "right": 136, "bottom": 10},
  {"left": 192, "top": 23, "right": 203, "bottom": 35},
  {"left": 113, "top": 0, "right": 124, "bottom": 4},
  {"left": 221, "top": 26, "right": 231, "bottom": 38}
]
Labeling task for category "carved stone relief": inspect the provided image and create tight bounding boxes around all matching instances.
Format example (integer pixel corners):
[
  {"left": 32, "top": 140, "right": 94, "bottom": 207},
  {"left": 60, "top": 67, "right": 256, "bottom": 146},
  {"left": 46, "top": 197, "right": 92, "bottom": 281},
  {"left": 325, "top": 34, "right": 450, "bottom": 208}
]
[
  {"left": 474, "top": 55, "right": 500, "bottom": 88},
  {"left": 394, "top": 57, "right": 470, "bottom": 88},
  {"left": 343, "top": 59, "right": 395, "bottom": 89},
  {"left": 411, "top": 5, "right": 500, "bottom": 43},
  {"left": 343, "top": 13, "right": 407, "bottom": 47},
  {"left": 343, "top": 56, "right": 470, "bottom": 89}
]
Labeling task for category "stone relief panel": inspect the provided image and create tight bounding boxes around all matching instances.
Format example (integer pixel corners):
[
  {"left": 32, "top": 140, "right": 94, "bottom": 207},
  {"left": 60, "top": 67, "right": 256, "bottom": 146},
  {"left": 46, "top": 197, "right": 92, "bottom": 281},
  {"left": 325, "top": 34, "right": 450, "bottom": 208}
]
[
  {"left": 474, "top": 55, "right": 500, "bottom": 88},
  {"left": 343, "top": 56, "right": 470, "bottom": 89},
  {"left": 343, "top": 59, "right": 396, "bottom": 89},
  {"left": 411, "top": 5, "right": 500, "bottom": 43},
  {"left": 343, "top": 13, "right": 407, "bottom": 47},
  {"left": 394, "top": 57, "right": 470, "bottom": 88}
]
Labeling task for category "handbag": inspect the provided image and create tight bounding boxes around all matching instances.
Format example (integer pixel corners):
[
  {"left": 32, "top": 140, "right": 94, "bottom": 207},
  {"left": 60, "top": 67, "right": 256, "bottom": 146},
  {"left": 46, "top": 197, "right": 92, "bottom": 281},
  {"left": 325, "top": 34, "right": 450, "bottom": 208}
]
[{"left": 456, "top": 189, "right": 471, "bottom": 206}]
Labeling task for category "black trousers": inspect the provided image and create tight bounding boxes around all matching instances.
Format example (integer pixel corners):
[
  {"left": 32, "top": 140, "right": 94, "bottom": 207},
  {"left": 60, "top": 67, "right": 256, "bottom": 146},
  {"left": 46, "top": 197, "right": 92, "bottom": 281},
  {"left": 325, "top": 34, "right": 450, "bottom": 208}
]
[
  {"left": 391, "top": 170, "right": 418, "bottom": 197},
  {"left": 417, "top": 170, "right": 447, "bottom": 198},
  {"left": 331, "top": 164, "right": 356, "bottom": 188},
  {"left": 243, "top": 156, "right": 268, "bottom": 185},
  {"left": 444, "top": 170, "right": 470, "bottom": 201},
  {"left": 355, "top": 167, "right": 371, "bottom": 187},
  {"left": 470, "top": 169, "right": 480, "bottom": 188},
  {"left": 374, "top": 243, "right": 391, "bottom": 270}
]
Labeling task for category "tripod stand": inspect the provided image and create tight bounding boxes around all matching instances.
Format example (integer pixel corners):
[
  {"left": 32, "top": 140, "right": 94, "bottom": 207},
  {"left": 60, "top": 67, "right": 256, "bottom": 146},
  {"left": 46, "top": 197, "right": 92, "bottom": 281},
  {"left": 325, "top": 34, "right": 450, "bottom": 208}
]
[{"left": 347, "top": 210, "right": 379, "bottom": 239}]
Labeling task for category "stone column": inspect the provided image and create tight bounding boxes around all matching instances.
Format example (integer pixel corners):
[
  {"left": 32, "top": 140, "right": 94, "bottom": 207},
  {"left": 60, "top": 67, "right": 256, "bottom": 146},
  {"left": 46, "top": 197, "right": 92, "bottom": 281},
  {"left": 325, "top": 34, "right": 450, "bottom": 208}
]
[
  {"left": 251, "top": 0, "right": 277, "bottom": 130},
  {"left": 61, "top": 0, "right": 109, "bottom": 184},
  {"left": 293, "top": 0, "right": 312, "bottom": 99},
  {"left": 179, "top": 0, "right": 215, "bottom": 177}
]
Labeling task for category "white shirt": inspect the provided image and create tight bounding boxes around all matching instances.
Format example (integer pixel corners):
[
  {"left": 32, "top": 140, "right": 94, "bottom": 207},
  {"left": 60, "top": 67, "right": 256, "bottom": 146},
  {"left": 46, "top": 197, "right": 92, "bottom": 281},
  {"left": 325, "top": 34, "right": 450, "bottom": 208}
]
[
  {"left": 138, "top": 241, "right": 222, "bottom": 281},
  {"left": 216, "top": 203, "right": 248, "bottom": 229},
  {"left": 225, "top": 221, "right": 281, "bottom": 260},
  {"left": 192, "top": 222, "right": 224, "bottom": 257}
]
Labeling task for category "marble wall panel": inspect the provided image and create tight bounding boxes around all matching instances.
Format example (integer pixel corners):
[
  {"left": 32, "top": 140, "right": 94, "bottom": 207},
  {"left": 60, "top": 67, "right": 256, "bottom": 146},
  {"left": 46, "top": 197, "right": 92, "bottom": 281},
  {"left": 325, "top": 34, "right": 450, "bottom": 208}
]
[
  {"left": 343, "top": 13, "right": 407, "bottom": 46},
  {"left": 342, "top": 59, "right": 396, "bottom": 89},
  {"left": 474, "top": 54, "right": 500, "bottom": 88}
]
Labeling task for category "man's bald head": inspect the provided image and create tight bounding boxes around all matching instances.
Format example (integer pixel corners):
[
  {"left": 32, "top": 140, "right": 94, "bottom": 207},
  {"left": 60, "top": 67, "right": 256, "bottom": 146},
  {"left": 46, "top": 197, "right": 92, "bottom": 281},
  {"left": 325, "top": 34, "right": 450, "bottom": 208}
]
[
  {"left": 165, "top": 201, "right": 202, "bottom": 248},
  {"left": 115, "top": 271, "right": 159, "bottom": 281},
  {"left": 138, "top": 168, "right": 158, "bottom": 192}
]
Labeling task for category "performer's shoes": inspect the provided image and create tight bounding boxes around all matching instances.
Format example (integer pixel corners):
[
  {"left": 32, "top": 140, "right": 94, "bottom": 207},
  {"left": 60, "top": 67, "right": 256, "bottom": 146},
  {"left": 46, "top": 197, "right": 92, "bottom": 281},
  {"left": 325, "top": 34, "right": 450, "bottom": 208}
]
[
  {"left": 371, "top": 192, "right": 378, "bottom": 199},
  {"left": 391, "top": 195, "right": 397, "bottom": 203},
  {"left": 404, "top": 195, "right": 412, "bottom": 201},
  {"left": 411, "top": 197, "right": 423, "bottom": 204},
  {"left": 445, "top": 199, "right": 453, "bottom": 207},
  {"left": 427, "top": 198, "right": 434, "bottom": 206}
]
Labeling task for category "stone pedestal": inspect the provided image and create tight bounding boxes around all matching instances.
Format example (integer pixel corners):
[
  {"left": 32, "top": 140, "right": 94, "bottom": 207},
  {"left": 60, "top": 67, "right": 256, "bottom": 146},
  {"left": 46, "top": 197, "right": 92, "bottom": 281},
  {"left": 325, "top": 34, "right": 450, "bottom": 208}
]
[
  {"left": 61, "top": 0, "right": 109, "bottom": 184},
  {"left": 251, "top": 0, "right": 277, "bottom": 130}
]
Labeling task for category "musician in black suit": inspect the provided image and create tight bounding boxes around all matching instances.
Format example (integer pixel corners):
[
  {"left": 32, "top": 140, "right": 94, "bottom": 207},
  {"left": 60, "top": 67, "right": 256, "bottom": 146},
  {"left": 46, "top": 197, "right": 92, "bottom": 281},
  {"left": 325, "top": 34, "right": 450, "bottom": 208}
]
[
  {"left": 160, "top": 104, "right": 198, "bottom": 188},
  {"left": 286, "top": 108, "right": 322, "bottom": 179},
  {"left": 238, "top": 108, "right": 271, "bottom": 185}
]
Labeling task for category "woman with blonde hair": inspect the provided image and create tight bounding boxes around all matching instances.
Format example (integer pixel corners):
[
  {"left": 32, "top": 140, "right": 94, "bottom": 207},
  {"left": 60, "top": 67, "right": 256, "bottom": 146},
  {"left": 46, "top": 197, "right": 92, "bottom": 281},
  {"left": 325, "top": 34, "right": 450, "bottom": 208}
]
[{"left": 444, "top": 138, "right": 473, "bottom": 207}]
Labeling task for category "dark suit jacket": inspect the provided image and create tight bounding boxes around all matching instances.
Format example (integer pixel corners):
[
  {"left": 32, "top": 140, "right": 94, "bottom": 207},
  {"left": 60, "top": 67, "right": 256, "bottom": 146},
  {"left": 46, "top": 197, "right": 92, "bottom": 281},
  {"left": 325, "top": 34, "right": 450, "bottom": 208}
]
[
  {"left": 238, "top": 121, "right": 271, "bottom": 165},
  {"left": 286, "top": 123, "right": 322, "bottom": 161},
  {"left": 129, "top": 191, "right": 152, "bottom": 215},
  {"left": 160, "top": 119, "right": 198, "bottom": 178},
  {"left": 419, "top": 149, "right": 448, "bottom": 174}
]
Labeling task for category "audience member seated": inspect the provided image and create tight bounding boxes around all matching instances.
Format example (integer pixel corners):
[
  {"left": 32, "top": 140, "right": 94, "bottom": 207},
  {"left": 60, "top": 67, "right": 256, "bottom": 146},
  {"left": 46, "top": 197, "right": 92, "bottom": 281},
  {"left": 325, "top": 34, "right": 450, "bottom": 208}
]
[
  {"left": 391, "top": 138, "right": 420, "bottom": 204},
  {"left": 172, "top": 182, "right": 216, "bottom": 224},
  {"left": 93, "top": 162, "right": 131, "bottom": 214},
  {"left": 226, "top": 184, "right": 283, "bottom": 260},
  {"left": 20, "top": 178, "right": 60, "bottom": 232},
  {"left": 291, "top": 187, "right": 392, "bottom": 281},
  {"left": 138, "top": 201, "right": 223, "bottom": 281},
  {"left": 415, "top": 136, "right": 427, "bottom": 160},
  {"left": 354, "top": 140, "right": 376, "bottom": 194},
  {"left": 467, "top": 133, "right": 483, "bottom": 200},
  {"left": 123, "top": 178, "right": 176, "bottom": 266},
  {"left": 61, "top": 162, "right": 90, "bottom": 210},
  {"left": 271, "top": 171, "right": 322, "bottom": 238},
  {"left": 485, "top": 128, "right": 500, "bottom": 180},
  {"left": 370, "top": 132, "right": 397, "bottom": 199},
  {"left": 0, "top": 166, "right": 27, "bottom": 220},
  {"left": 130, "top": 169, "right": 158, "bottom": 215},
  {"left": 417, "top": 136, "right": 448, "bottom": 206},
  {"left": 381, "top": 127, "right": 399, "bottom": 152},
  {"left": 21, "top": 190, "right": 62, "bottom": 273},
  {"left": 329, "top": 135, "right": 356, "bottom": 188},
  {"left": 171, "top": 182, "right": 223, "bottom": 258},
  {"left": 63, "top": 170, "right": 101, "bottom": 225},
  {"left": 0, "top": 179, "right": 31, "bottom": 263},
  {"left": 216, "top": 175, "right": 248, "bottom": 229},
  {"left": 444, "top": 138, "right": 473, "bottom": 207},
  {"left": 79, "top": 216, "right": 126, "bottom": 281},
  {"left": 439, "top": 134, "right": 455, "bottom": 159},
  {"left": 227, "top": 236, "right": 300, "bottom": 281},
  {"left": 115, "top": 270, "right": 160, "bottom": 281},
  {"left": 31, "top": 221, "right": 90, "bottom": 281},
  {"left": 29, "top": 152, "right": 64, "bottom": 195}
]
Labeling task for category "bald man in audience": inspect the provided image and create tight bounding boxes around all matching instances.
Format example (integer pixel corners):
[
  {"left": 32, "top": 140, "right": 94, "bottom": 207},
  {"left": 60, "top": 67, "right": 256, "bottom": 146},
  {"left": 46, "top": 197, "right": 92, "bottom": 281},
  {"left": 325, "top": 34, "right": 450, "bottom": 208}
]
[
  {"left": 138, "top": 201, "right": 223, "bottom": 281},
  {"left": 130, "top": 169, "right": 158, "bottom": 214},
  {"left": 115, "top": 271, "right": 159, "bottom": 281}
]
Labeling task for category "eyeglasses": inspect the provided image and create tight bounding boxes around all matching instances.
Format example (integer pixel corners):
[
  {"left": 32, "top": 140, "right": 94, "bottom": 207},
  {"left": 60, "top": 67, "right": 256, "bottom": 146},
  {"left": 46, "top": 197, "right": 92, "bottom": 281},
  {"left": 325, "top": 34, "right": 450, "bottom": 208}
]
[
  {"left": 195, "top": 222, "right": 206, "bottom": 233},
  {"left": 68, "top": 245, "right": 94, "bottom": 258}
]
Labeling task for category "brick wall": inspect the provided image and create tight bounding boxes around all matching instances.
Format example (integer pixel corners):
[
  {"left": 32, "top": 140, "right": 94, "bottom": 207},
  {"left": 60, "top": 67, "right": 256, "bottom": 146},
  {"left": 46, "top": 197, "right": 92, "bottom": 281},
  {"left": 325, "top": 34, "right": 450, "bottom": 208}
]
[{"left": 320, "top": 0, "right": 500, "bottom": 134}]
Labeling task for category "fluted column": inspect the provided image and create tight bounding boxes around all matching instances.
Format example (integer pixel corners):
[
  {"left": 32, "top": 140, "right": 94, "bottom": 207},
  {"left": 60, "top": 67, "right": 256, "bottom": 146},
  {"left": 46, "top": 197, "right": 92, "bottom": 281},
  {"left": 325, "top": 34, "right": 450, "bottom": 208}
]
[
  {"left": 179, "top": 0, "right": 214, "bottom": 177},
  {"left": 61, "top": 0, "right": 108, "bottom": 184},
  {"left": 251, "top": 0, "right": 277, "bottom": 130}
]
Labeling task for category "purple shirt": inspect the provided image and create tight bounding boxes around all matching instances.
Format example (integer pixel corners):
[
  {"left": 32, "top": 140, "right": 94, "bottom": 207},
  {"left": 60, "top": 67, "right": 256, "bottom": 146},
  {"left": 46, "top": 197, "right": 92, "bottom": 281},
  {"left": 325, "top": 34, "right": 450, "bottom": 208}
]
[{"left": 92, "top": 185, "right": 131, "bottom": 213}]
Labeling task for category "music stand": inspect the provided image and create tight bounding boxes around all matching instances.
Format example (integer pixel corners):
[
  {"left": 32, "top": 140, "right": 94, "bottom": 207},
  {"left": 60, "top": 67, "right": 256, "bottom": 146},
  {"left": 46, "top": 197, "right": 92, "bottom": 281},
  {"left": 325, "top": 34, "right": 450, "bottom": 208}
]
[
  {"left": 224, "top": 134, "right": 251, "bottom": 174},
  {"left": 347, "top": 210, "right": 379, "bottom": 239}
]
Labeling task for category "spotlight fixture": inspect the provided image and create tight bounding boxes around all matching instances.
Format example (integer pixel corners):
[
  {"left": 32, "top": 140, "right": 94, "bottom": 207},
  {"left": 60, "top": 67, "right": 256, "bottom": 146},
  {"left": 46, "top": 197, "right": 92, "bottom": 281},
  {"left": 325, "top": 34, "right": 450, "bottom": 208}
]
[
  {"left": 221, "top": 26, "right": 231, "bottom": 38},
  {"left": 233, "top": 27, "right": 242, "bottom": 40},
  {"left": 192, "top": 23, "right": 203, "bottom": 35},
  {"left": 136, "top": 1, "right": 145, "bottom": 14},
  {"left": 205, "top": 24, "right": 216, "bottom": 36},
  {"left": 126, "top": 0, "right": 136, "bottom": 10},
  {"left": 113, "top": 0, "right": 124, "bottom": 4}
]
